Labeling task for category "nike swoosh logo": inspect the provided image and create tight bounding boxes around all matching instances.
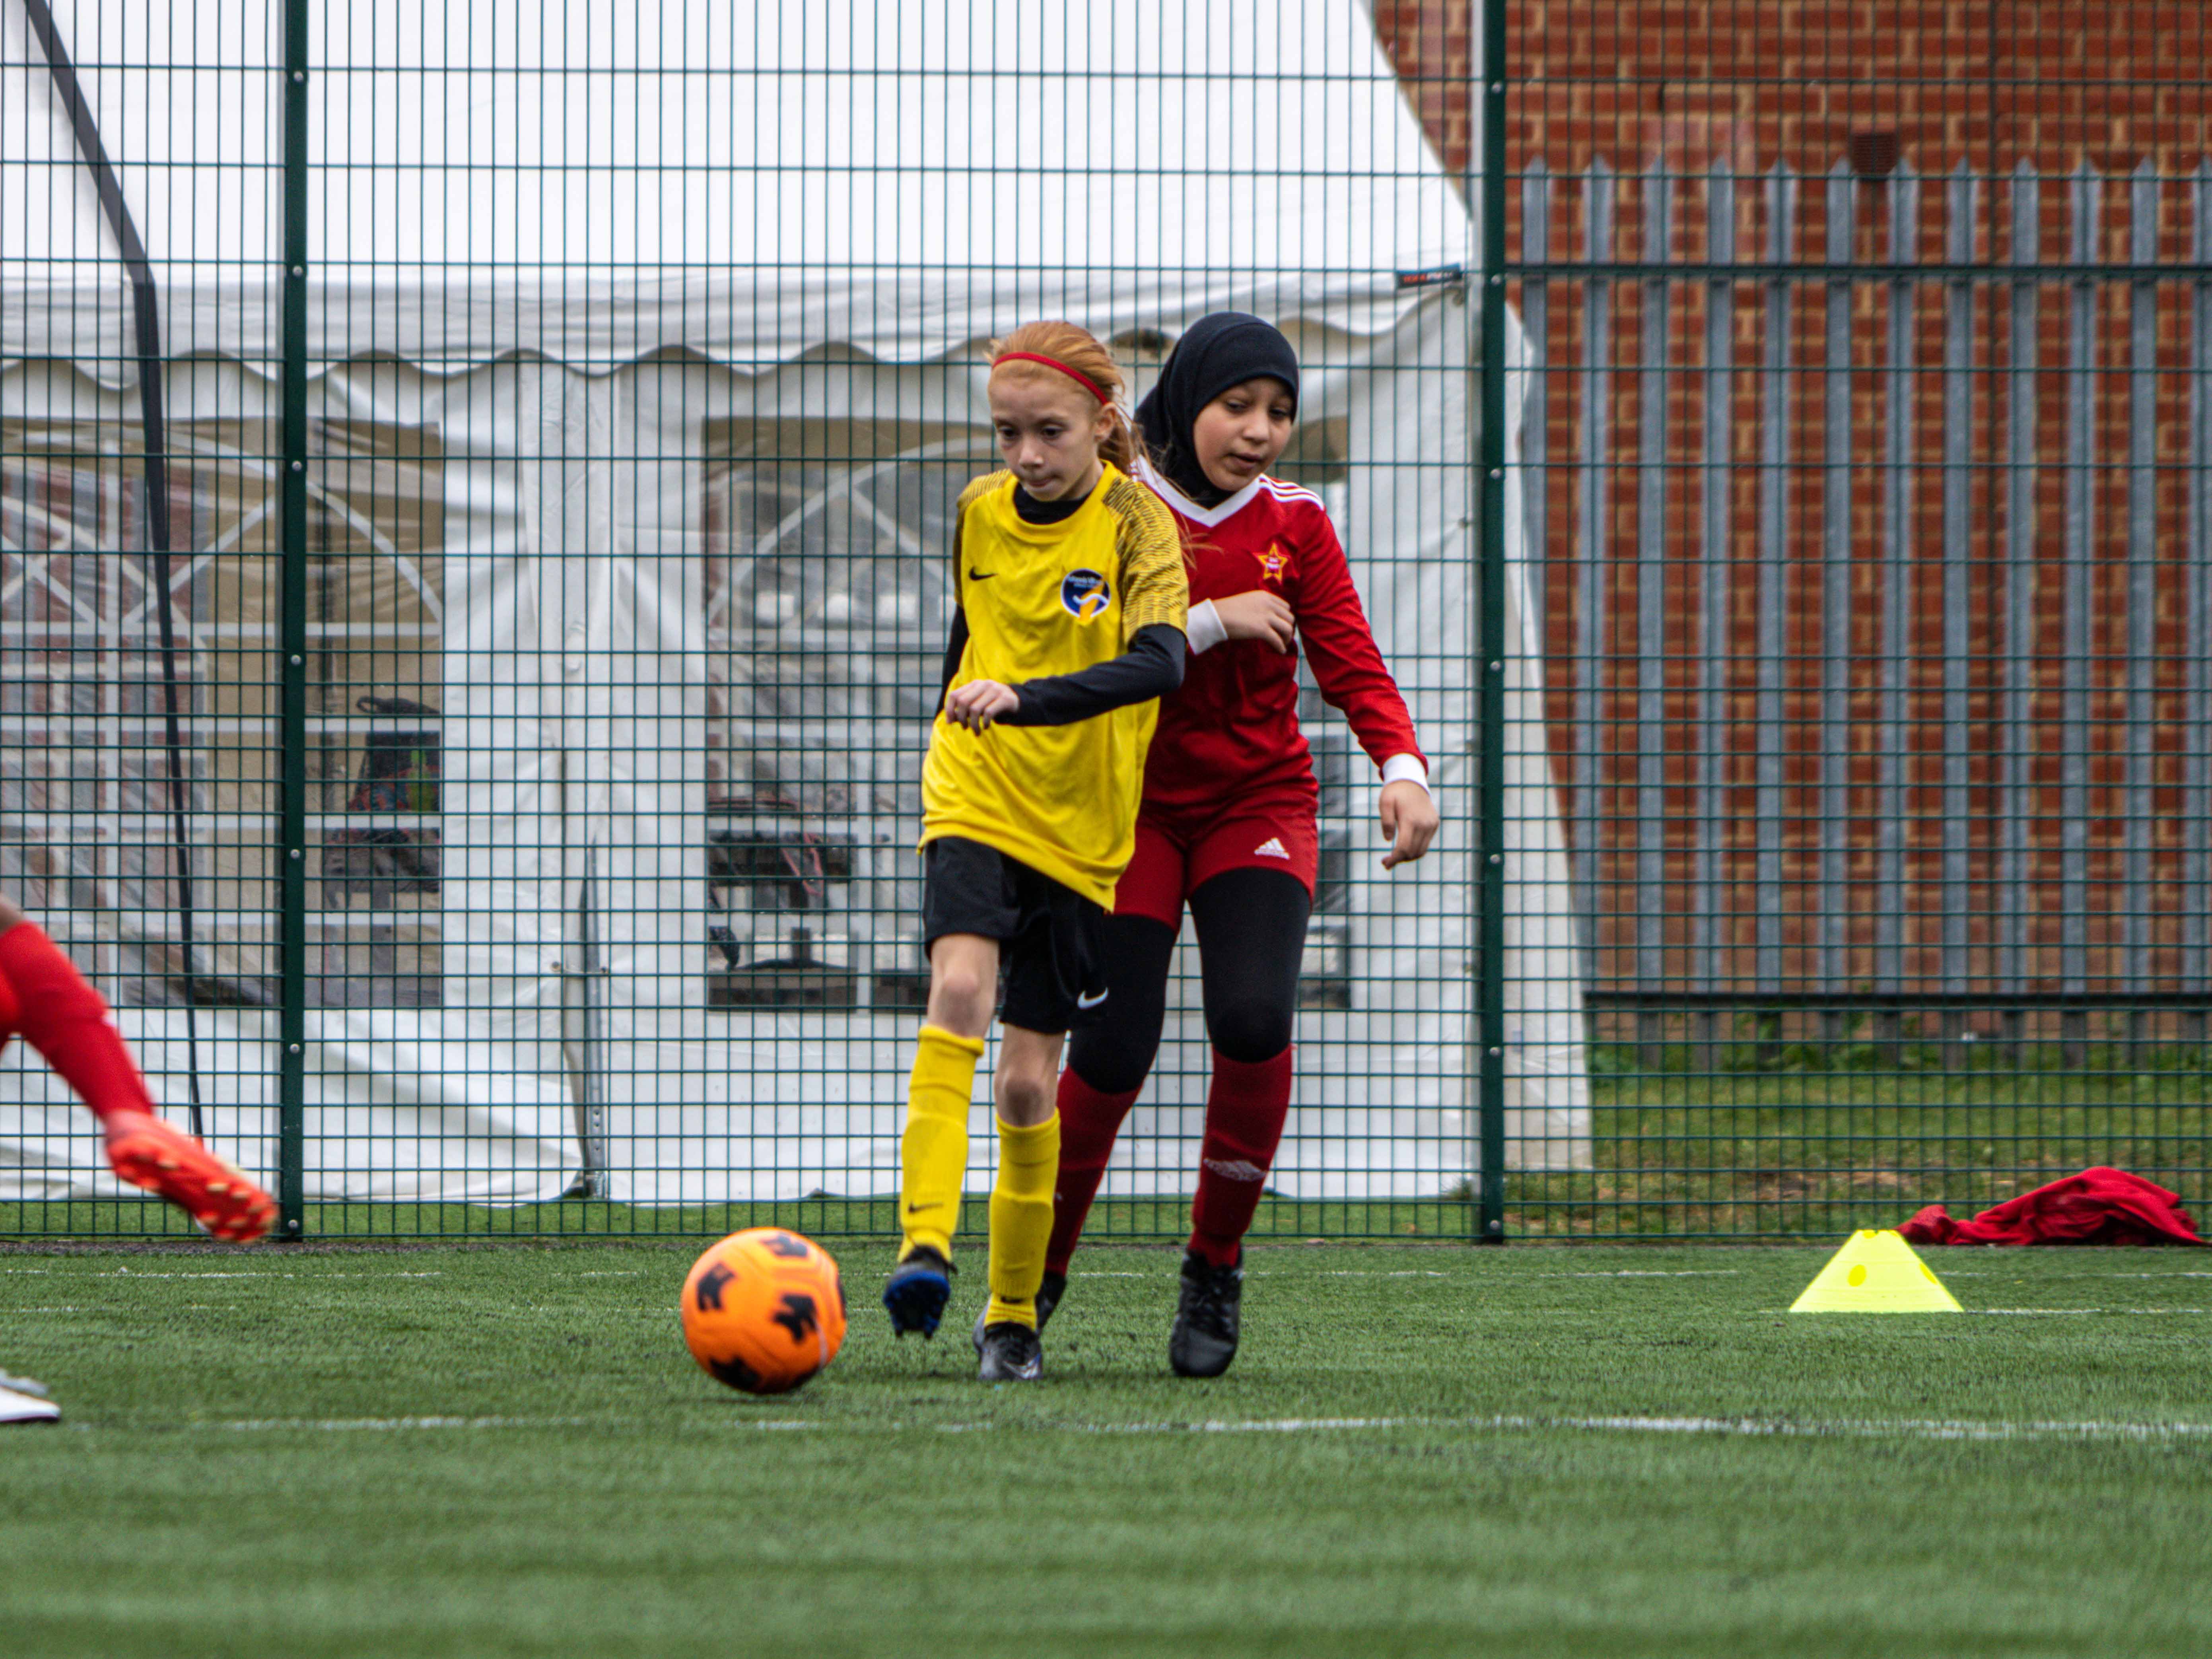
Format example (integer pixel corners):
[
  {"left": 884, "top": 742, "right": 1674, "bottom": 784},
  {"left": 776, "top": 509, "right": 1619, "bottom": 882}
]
[
  {"left": 1076, "top": 989, "right": 1108, "bottom": 1010},
  {"left": 967, "top": 568, "right": 996, "bottom": 581}
]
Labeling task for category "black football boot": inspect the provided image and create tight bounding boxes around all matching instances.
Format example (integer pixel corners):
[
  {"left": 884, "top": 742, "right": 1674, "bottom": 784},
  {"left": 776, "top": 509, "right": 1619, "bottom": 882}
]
[
  {"left": 971, "top": 1269, "right": 1066, "bottom": 1355},
  {"left": 882, "top": 1245, "right": 954, "bottom": 1338},
  {"left": 1168, "top": 1248, "right": 1243, "bottom": 1378},
  {"left": 976, "top": 1320, "right": 1045, "bottom": 1382}
]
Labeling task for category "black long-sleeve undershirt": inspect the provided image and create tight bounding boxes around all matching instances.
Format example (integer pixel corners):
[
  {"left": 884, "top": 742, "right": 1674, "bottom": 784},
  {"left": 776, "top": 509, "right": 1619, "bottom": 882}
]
[
  {"left": 937, "top": 608, "right": 972, "bottom": 713},
  {"left": 937, "top": 612, "right": 1186, "bottom": 727},
  {"left": 1003, "top": 622, "right": 1184, "bottom": 724}
]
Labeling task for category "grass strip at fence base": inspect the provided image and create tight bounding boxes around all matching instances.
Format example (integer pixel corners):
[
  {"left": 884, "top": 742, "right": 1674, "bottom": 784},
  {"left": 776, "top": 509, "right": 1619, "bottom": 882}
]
[
  {"left": 0, "top": 1197, "right": 1482, "bottom": 1245},
  {"left": 4, "top": 1076, "right": 2203, "bottom": 1242}
]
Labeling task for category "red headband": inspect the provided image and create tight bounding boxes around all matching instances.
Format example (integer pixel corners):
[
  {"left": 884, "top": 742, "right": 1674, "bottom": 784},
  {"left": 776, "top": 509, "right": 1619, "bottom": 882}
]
[{"left": 993, "top": 350, "right": 1113, "bottom": 406}]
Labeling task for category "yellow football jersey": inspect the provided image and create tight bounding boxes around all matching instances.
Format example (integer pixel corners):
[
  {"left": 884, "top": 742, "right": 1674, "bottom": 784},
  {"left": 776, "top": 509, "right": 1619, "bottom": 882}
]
[{"left": 920, "top": 464, "right": 1189, "bottom": 907}]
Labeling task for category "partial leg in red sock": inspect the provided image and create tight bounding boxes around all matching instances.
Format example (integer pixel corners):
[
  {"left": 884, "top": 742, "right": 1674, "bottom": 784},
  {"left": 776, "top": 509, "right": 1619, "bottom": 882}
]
[
  {"left": 1188, "top": 1047, "right": 1293, "bottom": 1268},
  {"left": 1052, "top": 907, "right": 1178, "bottom": 1275},
  {"left": 1046, "top": 1068, "right": 1140, "bottom": 1275}
]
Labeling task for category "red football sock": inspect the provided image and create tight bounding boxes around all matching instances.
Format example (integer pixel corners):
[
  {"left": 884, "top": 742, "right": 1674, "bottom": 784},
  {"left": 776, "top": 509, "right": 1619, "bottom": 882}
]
[
  {"left": 1188, "top": 1047, "right": 1294, "bottom": 1268},
  {"left": 0, "top": 924, "right": 157, "bottom": 1126},
  {"left": 1045, "top": 1068, "right": 1141, "bottom": 1275}
]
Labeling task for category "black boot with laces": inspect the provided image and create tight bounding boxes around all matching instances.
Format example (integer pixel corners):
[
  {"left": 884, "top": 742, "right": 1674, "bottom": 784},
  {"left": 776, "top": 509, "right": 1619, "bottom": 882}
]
[{"left": 1168, "top": 1248, "right": 1243, "bottom": 1378}]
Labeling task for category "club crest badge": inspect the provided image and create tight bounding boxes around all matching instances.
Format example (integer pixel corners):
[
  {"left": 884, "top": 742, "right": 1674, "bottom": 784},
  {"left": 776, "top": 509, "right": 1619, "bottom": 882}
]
[
  {"left": 1256, "top": 543, "right": 1290, "bottom": 585},
  {"left": 1060, "top": 568, "right": 1111, "bottom": 621}
]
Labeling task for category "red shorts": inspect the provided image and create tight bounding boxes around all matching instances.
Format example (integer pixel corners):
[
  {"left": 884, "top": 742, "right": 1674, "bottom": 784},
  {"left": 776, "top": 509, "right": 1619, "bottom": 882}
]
[{"left": 1111, "top": 801, "right": 1319, "bottom": 928}]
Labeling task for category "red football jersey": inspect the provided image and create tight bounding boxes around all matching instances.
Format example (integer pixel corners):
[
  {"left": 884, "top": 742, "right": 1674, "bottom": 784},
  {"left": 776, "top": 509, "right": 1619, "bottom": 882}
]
[{"left": 1135, "top": 462, "right": 1425, "bottom": 817}]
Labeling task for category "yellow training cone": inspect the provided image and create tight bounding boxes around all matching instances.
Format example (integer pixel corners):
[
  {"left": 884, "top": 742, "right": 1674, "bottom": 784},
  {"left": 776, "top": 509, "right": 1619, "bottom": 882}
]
[{"left": 1788, "top": 1229, "right": 1963, "bottom": 1313}]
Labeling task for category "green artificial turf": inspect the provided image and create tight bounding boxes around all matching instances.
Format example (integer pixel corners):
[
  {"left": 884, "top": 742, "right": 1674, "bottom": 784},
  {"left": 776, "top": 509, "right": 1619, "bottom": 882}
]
[{"left": 4, "top": 1240, "right": 2211, "bottom": 1658}]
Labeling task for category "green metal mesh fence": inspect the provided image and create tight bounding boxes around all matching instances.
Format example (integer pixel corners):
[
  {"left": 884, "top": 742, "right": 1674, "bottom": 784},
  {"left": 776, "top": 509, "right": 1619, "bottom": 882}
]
[
  {"left": 6, "top": 1, "right": 2207, "bottom": 1243},
  {"left": 1495, "top": 0, "right": 2212, "bottom": 1234},
  {"left": 2, "top": 0, "right": 1501, "bottom": 1241}
]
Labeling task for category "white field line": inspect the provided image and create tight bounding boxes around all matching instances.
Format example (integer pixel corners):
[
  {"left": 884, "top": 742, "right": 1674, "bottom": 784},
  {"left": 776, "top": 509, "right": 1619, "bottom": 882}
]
[
  {"left": 1506, "top": 1415, "right": 2212, "bottom": 1443},
  {"left": 60, "top": 1410, "right": 2212, "bottom": 1443},
  {"left": 28, "top": 1307, "right": 2204, "bottom": 1325},
  {"left": 1080, "top": 1417, "right": 1408, "bottom": 1434},
  {"left": 1817, "top": 1270, "right": 2212, "bottom": 1281},
  {"left": 195, "top": 1416, "right": 594, "bottom": 1433},
  {"left": 19, "top": 1304, "right": 253, "bottom": 1312},
  {"left": 20, "top": 1283, "right": 453, "bottom": 1292},
  {"left": 934, "top": 1414, "right": 2212, "bottom": 1444},
  {"left": 187, "top": 1417, "right": 821, "bottom": 1434},
  {"left": 1965, "top": 1308, "right": 2212, "bottom": 1315}
]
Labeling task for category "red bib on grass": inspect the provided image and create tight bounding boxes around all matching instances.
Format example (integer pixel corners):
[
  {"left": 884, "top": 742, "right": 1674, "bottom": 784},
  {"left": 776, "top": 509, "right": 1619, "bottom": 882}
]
[{"left": 1899, "top": 1167, "right": 2202, "bottom": 1247}]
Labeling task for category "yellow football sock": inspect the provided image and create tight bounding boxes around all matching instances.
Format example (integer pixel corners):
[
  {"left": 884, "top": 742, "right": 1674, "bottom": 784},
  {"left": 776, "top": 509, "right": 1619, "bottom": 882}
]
[
  {"left": 985, "top": 1111, "right": 1061, "bottom": 1329},
  {"left": 897, "top": 1025, "right": 985, "bottom": 1261}
]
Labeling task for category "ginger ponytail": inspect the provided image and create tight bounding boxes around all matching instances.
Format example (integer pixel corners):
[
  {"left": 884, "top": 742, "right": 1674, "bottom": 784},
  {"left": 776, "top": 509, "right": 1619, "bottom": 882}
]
[{"left": 988, "top": 321, "right": 1149, "bottom": 476}]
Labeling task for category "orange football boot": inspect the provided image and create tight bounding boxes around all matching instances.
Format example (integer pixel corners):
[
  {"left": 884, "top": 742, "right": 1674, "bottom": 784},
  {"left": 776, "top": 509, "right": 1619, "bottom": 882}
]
[{"left": 103, "top": 1111, "right": 277, "bottom": 1242}]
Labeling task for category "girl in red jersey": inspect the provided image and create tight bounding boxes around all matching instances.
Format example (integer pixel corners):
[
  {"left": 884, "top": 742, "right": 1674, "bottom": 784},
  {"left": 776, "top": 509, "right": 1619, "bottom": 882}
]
[{"left": 1042, "top": 312, "right": 1439, "bottom": 1376}]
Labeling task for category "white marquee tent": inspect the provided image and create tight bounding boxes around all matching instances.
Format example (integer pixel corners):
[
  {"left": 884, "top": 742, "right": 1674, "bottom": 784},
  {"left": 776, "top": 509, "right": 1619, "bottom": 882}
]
[{"left": 0, "top": 0, "right": 1588, "bottom": 1204}]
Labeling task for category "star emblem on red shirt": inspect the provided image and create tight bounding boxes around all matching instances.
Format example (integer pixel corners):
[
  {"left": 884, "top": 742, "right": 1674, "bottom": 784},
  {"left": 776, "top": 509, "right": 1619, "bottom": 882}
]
[{"left": 1255, "top": 543, "right": 1290, "bottom": 585}]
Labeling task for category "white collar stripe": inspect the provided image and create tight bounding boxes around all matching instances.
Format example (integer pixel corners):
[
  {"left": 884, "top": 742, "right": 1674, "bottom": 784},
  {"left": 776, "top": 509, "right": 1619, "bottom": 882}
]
[{"left": 1133, "top": 457, "right": 1269, "bottom": 528}]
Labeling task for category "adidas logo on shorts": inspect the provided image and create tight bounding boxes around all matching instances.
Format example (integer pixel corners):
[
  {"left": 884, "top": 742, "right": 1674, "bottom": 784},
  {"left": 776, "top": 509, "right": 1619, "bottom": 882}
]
[{"left": 1253, "top": 837, "right": 1290, "bottom": 859}]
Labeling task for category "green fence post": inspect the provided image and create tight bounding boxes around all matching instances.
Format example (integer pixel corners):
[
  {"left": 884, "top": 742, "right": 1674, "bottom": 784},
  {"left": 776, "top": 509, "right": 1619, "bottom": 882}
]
[
  {"left": 1474, "top": 0, "right": 1509, "bottom": 1244},
  {"left": 276, "top": 0, "right": 310, "bottom": 1238}
]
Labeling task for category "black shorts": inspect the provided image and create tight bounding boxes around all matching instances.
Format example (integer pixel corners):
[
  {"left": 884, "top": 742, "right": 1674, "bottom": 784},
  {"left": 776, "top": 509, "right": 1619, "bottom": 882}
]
[{"left": 921, "top": 837, "right": 1107, "bottom": 1034}]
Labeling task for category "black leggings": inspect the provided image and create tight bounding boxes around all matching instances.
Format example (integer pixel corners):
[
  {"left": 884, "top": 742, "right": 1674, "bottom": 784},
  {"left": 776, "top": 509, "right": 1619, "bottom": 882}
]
[{"left": 1066, "top": 866, "right": 1312, "bottom": 1094}]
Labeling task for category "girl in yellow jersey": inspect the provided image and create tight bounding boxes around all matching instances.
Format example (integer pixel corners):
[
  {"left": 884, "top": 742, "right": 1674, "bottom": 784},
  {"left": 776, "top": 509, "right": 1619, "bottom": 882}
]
[{"left": 885, "top": 322, "right": 1189, "bottom": 1381}]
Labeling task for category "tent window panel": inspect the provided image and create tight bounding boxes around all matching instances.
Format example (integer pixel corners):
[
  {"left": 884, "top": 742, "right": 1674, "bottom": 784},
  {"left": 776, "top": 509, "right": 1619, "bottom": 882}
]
[
  {"left": 1, "top": 724, "right": 99, "bottom": 815},
  {"left": 700, "top": 414, "right": 990, "bottom": 1011},
  {"left": 111, "top": 750, "right": 216, "bottom": 917},
  {"left": 120, "top": 651, "right": 217, "bottom": 720},
  {"left": 0, "top": 418, "right": 445, "bottom": 1009},
  {"left": 1, "top": 667, "right": 102, "bottom": 718}
]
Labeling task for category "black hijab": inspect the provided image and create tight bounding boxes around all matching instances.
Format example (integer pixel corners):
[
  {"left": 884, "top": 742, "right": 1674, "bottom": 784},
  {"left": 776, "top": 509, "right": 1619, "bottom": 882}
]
[{"left": 1135, "top": 312, "right": 1300, "bottom": 507}]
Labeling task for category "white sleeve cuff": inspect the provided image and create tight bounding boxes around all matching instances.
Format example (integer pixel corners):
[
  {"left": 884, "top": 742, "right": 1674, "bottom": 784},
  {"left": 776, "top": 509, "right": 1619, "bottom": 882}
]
[
  {"left": 1380, "top": 752, "right": 1431, "bottom": 793},
  {"left": 1184, "top": 599, "right": 1227, "bottom": 655}
]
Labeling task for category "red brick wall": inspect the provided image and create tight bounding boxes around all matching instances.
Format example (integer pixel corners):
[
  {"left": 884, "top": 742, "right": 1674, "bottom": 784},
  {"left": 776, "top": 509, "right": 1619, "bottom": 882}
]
[
  {"left": 1376, "top": 4, "right": 2212, "bottom": 997},
  {"left": 1376, "top": 2, "right": 2212, "bottom": 181}
]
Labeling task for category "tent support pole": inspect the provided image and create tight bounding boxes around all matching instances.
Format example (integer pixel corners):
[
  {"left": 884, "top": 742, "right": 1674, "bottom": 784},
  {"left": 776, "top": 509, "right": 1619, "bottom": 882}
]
[
  {"left": 573, "top": 843, "right": 609, "bottom": 1197},
  {"left": 1474, "top": 0, "right": 1510, "bottom": 1243},
  {"left": 19, "top": 0, "right": 204, "bottom": 1139},
  {"left": 276, "top": 0, "right": 311, "bottom": 1238}
]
